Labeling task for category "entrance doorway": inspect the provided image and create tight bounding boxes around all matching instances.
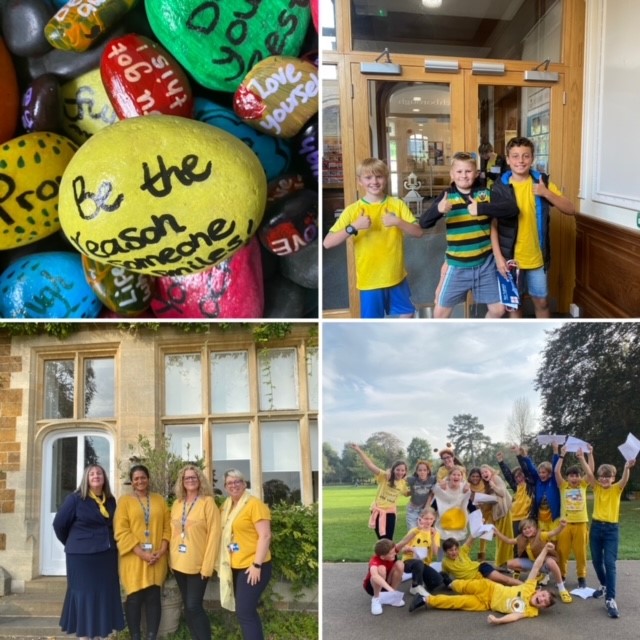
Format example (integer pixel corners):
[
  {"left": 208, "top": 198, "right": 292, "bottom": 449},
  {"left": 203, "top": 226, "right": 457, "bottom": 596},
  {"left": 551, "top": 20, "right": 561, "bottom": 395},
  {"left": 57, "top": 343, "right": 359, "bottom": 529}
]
[{"left": 41, "top": 430, "right": 114, "bottom": 575}]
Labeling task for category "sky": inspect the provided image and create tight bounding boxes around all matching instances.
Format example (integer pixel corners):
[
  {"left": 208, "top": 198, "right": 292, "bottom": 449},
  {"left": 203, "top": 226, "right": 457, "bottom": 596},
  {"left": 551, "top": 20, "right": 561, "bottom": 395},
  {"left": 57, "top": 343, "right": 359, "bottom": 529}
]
[{"left": 322, "top": 320, "right": 566, "bottom": 456}]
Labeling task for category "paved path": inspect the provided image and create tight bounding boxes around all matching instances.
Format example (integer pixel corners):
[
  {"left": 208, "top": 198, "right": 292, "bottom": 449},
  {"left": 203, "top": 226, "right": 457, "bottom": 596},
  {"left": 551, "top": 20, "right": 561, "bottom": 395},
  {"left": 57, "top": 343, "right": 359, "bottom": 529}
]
[{"left": 323, "top": 562, "right": 640, "bottom": 640}]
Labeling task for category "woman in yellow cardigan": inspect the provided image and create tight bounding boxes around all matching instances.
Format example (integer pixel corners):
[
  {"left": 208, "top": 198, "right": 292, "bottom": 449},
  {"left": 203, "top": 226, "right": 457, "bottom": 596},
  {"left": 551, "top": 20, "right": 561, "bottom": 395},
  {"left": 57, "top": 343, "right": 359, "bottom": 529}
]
[
  {"left": 114, "top": 464, "right": 171, "bottom": 640},
  {"left": 169, "top": 465, "right": 220, "bottom": 640}
]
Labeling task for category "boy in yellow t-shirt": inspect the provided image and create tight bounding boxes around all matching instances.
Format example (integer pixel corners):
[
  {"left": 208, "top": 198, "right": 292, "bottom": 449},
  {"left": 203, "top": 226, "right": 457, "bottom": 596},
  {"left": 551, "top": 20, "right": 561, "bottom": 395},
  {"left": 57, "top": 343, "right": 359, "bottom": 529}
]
[
  {"left": 491, "top": 136, "right": 575, "bottom": 318},
  {"left": 410, "top": 542, "right": 557, "bottom": 625},
  {"left": 323, "top": 158, "right": 423, "bottom": 318},
  {"left": 578, "top": 447, "right": 635, "bottom": 618}
]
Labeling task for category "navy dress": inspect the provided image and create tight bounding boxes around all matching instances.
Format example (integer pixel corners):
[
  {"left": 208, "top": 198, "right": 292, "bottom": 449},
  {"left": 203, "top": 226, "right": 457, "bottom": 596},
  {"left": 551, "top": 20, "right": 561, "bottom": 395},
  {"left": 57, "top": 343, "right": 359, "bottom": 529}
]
[{"left": 53, "top": 492, "right": 125, "bottom": 637}]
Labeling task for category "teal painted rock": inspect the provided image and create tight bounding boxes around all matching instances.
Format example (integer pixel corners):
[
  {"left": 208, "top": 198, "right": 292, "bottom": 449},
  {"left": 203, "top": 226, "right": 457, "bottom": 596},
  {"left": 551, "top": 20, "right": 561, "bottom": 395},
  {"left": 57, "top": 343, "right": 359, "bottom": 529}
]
[
  {"left": 58, "top": 115, "right": 267, "bottom": 277},
  {"left": 61, "top": 68, "right": 118, "bottom": 145},
  {"left": 82, "top": 255, "right": 155, "bottom": 316},
  {"left": 145, "top": 0, "right": 312, "bottom": 92},
  {"left": 0, "top": 132, "right": 77, "bottom": 250},
  {"left": 0, "top": 251, "right": 103, "bottom": 318}
]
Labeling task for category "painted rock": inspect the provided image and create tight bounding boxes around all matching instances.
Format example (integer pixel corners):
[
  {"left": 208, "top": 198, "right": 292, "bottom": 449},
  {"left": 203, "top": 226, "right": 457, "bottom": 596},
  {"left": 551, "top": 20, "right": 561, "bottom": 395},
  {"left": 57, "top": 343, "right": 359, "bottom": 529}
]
[
  {"left": 0, "top": 251, "right": 103, "bottom": 318},
  {"left": 44, "top": 0, "right": 138, "bottom": 53},
  {"left": 145, "top": 0, "right": 311, "bottom": 93},
  {"left": 267, "top": 172, "right": 306, "bottom": 206},
  {"left": 2, "top": 0, "right": 53, "bottom": 57},
  {"left": 0, "top": 39, "right": 20, "bottom": 144},
  {"left": 293, "top": 116, "right": 318, "bottom": 183},
  {"left": 193, "top": 97, "right": 290, "bottom": 182},
  {"left": 150, "top": 238, "right": 264, "bottom": 318},
  {"left": 101, "top": 33, "right": 193, "bottom": 119},
  {"left": 22, "top": 74, "right": 63, "bottom": 133},
  {"left": 82, "top": 256, "right": 155, "bottom": 316},
  {"left": 0, "top": 132, "right": 77, "bottom": 250},
  {"left": 61, "top": 68, "right": 118, "bottom": 144},
  {"left": 259, "top": 189, "right": 317, "bottom": 256},
  {"left": 311, "top": 0, "right": 318, "bottom": 32},
  {"left": 280, "top": 240, "right": 318, "bottom": 288},
  {"left": 264, "top": 273, "right": 305, "bottom": 318},
  {"left": 58, "top": 115, "right": 267, "bottom": 277},
  {"left": 234, "top": 56, "right": 319, "bottom": 138}
]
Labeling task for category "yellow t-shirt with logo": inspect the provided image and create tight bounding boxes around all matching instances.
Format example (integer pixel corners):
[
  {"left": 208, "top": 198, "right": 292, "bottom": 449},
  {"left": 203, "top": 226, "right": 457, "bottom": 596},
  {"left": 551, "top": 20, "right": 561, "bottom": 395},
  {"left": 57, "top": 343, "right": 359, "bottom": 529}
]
[
  {"left": 490, "top": 578, "right": 539, "bottom": 618},
  {"left": 559, "top": 479, "right": 589, "bottom": 523},
  {"left": 373, "top": 471, "right": 408, "bottom": 510},
  {"left": 510, "top": 177, "right": 562, "bottom": 269},
  {"left": 329, "top": 196, "right": 418, "bottom": 290},
  {"left": 402, "top": 527, "right": 440, "bottom": 564},
  {"left": 592, "top": 482, "right": 624, "bottom": 523}
]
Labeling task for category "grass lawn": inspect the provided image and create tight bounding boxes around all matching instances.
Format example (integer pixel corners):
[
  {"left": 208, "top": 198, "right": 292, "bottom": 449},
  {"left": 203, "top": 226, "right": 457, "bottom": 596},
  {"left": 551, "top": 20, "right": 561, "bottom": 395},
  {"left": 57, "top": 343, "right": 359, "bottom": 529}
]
[{"left": 323, "top": 484, "right": 640, "bottom": 562}]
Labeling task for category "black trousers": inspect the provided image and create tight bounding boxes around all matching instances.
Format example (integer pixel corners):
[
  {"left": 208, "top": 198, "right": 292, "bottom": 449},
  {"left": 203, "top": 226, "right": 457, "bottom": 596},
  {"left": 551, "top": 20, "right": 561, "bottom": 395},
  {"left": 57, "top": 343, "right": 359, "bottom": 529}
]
[
  {"left": 124, "top": 585, "right": 162, "bottom": 639},
  {"left": 173, "top": 570, "right": 211, "bottom": 640}
]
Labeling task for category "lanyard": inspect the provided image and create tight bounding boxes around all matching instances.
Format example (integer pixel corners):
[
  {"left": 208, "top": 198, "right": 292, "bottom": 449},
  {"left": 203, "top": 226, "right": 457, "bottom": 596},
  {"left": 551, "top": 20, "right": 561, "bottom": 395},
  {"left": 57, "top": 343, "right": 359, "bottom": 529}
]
[
  {"left": 136, "top": 493, "right": 151, "bottom": 537},
  {"left": 181, "top": 496, "right": 198, "bottom": 539}
]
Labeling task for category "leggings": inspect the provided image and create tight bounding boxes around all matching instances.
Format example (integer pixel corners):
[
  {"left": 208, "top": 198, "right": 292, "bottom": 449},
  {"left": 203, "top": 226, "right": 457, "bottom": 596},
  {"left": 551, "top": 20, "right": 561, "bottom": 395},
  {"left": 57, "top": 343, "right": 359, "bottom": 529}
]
[
  {"left": 124, "top": 585, "right": 162, "bottom": 639},
  {"left": 173, "top": 570, "right": 210, "bottom": 640},
  {"left": 375, "top": 513, "right": 396, "bottom": 540},
  {"left": 232, "top": 562, "right": 272, "bottom": 640}
]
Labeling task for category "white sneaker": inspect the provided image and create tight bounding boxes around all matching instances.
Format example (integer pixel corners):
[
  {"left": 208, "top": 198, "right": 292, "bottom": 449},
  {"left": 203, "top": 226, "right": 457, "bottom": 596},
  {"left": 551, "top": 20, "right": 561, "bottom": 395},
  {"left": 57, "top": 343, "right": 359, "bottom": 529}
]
[
  {"left": 409, "top": 585, "right": 429, "bottom": 597},
  {"left": 371, "top": 597, "right": 383, "bottom": 615}
]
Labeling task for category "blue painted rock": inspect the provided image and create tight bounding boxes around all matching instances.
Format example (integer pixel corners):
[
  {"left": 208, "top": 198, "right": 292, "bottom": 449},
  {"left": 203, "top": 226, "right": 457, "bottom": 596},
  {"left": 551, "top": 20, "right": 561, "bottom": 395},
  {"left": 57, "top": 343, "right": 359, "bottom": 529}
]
[
  {"left": 279, "top": 240, "right": 318, "bottom": 288},
  {"left": 2, "top": 0, "right": 53, "bottom": 57},
  {"left": 101, "top": 33, "right": 193, "bottom": 119},
  {"left": 45, "top": 0, "right": 138, "bottom": 52},
  {"left": 0, "top": 251, "right": 103, "bottom": 318},
  {"left": 0, "top": 38, "right": 20, "bottom": 144},
  {"left": 61, "top": 68, "right": 118, "bottom": 144},
  {"left": 21, "top": 73, "right": 63, "bottom": 133},
  {"left": 150, "top": 238, "right": 264, "bottom": 318},
  {"left": 0, "top": 132, "right": 77, "bottom": 250},
  {"left": 293, "top": 116, "right": 318, "bottom": 183},
  {"left": 234, "top": 56, "right": 319, "bottom": 138},
  {"left": 259, "top": 189, "right": 317, "bottom": 256},
  {"left": 193, "top": 97, "right": 290, "bottom": 182},
  {"left": 82, "top": 256, "right": 155, "bottom": 316},
  {"left": 58, "top": 114, "right": 267, "bottom": 277},
  {"left": 145, "top": 0, "right": 311, "bottom": 92}
]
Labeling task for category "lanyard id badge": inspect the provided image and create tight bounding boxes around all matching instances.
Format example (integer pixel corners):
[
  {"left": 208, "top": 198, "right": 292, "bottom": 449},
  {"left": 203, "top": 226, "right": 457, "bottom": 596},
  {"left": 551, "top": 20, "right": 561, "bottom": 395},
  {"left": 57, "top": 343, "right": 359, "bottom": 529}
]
[
  {"left": 179, "top": 497, "right": 198, "bottom": 553},
  {"left": 138, "top": 493, "right": 153, "bottom": 551}
]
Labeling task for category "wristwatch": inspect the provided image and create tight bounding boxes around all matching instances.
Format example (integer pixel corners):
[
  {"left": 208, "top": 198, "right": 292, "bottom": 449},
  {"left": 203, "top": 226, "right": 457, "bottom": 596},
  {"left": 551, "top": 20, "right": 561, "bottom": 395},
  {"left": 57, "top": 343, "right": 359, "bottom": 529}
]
[
  {"left": 345, "top": 224, "right": 358, "bottom": 236},
  {"left": 253, "top": 562, "right": 262, "bottom": 569}
]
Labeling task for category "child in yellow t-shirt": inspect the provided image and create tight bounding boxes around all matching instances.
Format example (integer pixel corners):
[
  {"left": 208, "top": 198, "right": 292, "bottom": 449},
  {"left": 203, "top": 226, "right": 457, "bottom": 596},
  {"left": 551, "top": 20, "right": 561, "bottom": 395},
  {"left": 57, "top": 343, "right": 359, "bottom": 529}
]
[{"left": 578, "top": 447, "right": 635, "bottom": 618}]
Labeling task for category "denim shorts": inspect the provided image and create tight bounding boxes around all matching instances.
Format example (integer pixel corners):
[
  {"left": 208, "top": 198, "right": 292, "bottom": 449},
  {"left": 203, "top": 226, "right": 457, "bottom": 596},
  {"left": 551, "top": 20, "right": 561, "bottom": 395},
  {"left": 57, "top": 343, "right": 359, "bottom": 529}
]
[
  {"left": 437, "top": 254, "right": 500, "bottom": 307},
  {"left": 360, "top": 279, "right": 415, "bottom": 318},
  {"left": 517, "top": 266, "right": 548, "bottom": 298}
]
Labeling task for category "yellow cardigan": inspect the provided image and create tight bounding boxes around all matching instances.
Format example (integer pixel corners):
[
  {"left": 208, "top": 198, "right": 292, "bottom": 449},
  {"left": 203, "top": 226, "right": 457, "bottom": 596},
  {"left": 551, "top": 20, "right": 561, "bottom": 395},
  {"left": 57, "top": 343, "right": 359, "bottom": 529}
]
[{"left": 114, "top": 492, "right": 171, "bottom": 595}]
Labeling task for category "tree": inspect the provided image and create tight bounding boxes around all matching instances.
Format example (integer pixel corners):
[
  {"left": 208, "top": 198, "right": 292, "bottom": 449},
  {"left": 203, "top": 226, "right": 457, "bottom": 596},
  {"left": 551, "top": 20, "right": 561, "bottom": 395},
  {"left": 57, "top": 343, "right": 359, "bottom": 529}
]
[
  {"left": 364, "top": 432, "right": 405, "bottom": 469},
  {"left": 323, "top": 442, "right": 342, "bottom": 484},
  {"left": 446, "top": 414, "right": 491, "bottom": 468},
  {"left": 535, "top": 323, "right": 640, "bottom": 473},
  {"left": 406, "top": 437, "right": 433, "bottom": 470},
  {"left": 506, "top": 396, "right": 536, "bottom": 445},
  {"left": 341, "top": 445, "right": 369, "bottom": 484}
]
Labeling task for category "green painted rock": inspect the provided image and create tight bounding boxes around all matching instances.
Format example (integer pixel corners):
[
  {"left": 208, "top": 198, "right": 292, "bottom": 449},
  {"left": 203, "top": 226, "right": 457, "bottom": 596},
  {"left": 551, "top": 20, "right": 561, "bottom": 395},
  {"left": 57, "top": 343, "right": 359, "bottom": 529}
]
[
  {"left": 0, "top": 132, "right": 77, "bottom": 250},
  {"left": 145, "top": 0, "right": 312, "bottom": 92},
  {"left": 58, "top": 115, "right": 267, "bottom": 277}
]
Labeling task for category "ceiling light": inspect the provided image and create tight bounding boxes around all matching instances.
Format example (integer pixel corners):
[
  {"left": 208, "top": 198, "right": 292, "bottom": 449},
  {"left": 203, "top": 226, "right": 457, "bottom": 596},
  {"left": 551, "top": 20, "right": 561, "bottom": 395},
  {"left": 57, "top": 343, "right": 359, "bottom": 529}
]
[{"left": 422, "top": 0, "right": 443, "bottom": 8}]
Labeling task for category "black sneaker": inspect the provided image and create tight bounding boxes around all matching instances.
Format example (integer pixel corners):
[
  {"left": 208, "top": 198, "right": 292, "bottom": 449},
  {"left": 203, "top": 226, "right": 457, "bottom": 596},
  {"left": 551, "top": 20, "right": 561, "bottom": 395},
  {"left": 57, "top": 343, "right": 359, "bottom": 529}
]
[
  {"left": 440, "top": 572, "right": 453, "bottom": 588},
  {"left": 605, "top": 598, "right": 619, "bottom": 618},
  {"left": 593, "top": 585, "right": 606, "bottom": 599},
  {"left": 409, "top": 594, "right": 426, "bottom": 613},
  {"left": 578, "top": 578, "right": 587, "bottom": 589}
]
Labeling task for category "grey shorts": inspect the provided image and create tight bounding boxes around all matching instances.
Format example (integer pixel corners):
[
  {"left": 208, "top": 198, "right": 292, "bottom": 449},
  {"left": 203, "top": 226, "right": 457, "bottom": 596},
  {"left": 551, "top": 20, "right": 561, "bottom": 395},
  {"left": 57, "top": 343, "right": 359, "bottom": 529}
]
[{"left": 437, "top": 254, "right": 501, "bottom": 308}]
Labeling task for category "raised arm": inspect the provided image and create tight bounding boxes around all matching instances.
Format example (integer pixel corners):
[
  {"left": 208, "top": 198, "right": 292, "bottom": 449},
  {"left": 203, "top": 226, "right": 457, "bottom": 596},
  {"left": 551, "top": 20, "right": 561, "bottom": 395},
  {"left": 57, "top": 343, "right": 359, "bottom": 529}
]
[
  {"left": 548, "top": 519, "right": 567, "bottom": 539},
  {"left": 576, "top": 448, "right": 596, "bottom": 487},
  {"left": 492, "top": 525, "right": 517, "bottom": 546},
  {"left": 350, "top": 443, "right": 383, "bottom": 476},
  {"left": 619, "top": 458, "right": 636, "bottom": 491},
  {"left": 497, "top": 451, "right": 517, "bottom": 492},
  {"left": 554, "top": 446, "right": 566, "bottom": 486},
  {"left": 528, "top": 542, "right": 553, "bottom": 581}
]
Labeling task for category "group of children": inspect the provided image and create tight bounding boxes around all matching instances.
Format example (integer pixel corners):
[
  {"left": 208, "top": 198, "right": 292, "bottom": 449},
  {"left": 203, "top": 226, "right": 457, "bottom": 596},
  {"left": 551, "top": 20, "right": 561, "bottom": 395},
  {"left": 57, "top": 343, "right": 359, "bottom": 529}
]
[
  {"left": 323, "top": 137, "right": 576, "bottom": 319},
  {"left": 355, "top": 441, "right": 635, "bottom": 625}
]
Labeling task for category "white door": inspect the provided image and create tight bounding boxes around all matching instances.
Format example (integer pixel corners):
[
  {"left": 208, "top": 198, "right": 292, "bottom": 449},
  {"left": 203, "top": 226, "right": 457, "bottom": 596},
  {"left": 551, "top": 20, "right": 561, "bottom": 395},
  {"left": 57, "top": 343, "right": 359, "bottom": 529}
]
[{"left": 41, "top": 431, "right": 114, "bottom": 575}]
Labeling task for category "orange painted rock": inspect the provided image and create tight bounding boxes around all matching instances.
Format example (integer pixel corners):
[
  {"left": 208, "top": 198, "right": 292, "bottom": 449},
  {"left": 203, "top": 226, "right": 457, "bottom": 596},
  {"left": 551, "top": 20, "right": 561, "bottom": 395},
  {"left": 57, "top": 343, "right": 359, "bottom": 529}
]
[
  {"left": 0, "top": 38, "right": 19, "bottom": 143},
  {"left": 234, "top": 56, "right": 319, "bottom": 139}
]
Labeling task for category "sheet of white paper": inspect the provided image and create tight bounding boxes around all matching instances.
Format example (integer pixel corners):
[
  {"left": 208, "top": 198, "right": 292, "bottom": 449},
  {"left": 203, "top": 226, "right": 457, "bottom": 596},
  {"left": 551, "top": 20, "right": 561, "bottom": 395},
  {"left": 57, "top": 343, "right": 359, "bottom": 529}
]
[
  {"left": 468, "top": 510, "right": 495, "bottom": 540},
  {"left": 570, "top": 587, "right": 596, "bottom": 599},
  {"left": 473, "top": 492, "right": 498, "bottom": 505},
  {"left": 401, "top": 572, "right": 412, "bottom": 583},
  {"left": 537, "top": 434, "right": 566, "bottom": 446},
  {"left": 618, "top": 432, "right": 640, "bottom": 461},
  {"left": 409, "top": 546, "right": 428, "bottom": 560},
  {"left": 564, "top": 436, "right": 591, "bottom": 453},
  {"left": 379, "top": 590, "right": 405, "bottom": 605},
  {"left": 430, "top": 561, "right": 442, "bottom": 572}
]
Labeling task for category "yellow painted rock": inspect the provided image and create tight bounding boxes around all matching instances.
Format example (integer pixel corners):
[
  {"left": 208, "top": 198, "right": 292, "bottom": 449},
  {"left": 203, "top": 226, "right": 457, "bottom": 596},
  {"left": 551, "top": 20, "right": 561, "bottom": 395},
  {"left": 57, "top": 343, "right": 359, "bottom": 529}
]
[
  {"left": 58, "top": 115, "right": 267, "bottom": 277},
  {"left": 0, "top": 132, "right": 77, "bottom": 250},
  {"left": 61, "top": 68, "right": 117, "bottom": 145}
]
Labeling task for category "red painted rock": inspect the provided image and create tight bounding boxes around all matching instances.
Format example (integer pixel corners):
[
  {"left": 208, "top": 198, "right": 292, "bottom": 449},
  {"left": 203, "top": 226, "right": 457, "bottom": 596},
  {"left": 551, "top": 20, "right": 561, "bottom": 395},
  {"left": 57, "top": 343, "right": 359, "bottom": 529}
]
[
  {"left": 44, "top": 0, "right": 138, "bottom": 53},
  {"left": 101, "top": 33, "right": 193, "bottom": 119},
  {"left": 311, "top": 0, "right": 319, "bottom": 32},
  {"left": 259, "top": 189, "right": 317, "bottom": 256},
  {"left": 234, "top": 56, "right": 319, "bottom": 138},
  {"left": 82, "top": 256, "right": 155, "bottom": 316},
  {"left": 0, "top": 38, "right": 20, "bottom": 143},
  {"left": 150, "top": 238, "right": 264, "bottom": 318}
]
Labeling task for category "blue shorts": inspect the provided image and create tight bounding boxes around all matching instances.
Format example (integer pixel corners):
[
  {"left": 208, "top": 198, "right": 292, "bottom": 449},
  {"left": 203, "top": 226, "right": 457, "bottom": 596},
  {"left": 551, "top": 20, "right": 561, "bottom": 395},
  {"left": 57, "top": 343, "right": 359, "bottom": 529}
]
[
  {"left": 517, "top": 266, "right": 548, "bottom": 298},
  {"left": 360, "top": 279, "right": 415, "bottom": 318},
  {"left": 437, "top": 254, "right": 500, "bottom": 308}
]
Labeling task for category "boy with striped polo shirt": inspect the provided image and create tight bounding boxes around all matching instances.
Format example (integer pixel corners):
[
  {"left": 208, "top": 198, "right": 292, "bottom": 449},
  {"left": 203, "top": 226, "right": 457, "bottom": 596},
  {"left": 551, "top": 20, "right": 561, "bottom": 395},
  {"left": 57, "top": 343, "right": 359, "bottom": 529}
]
[{"left": 420, "top": 152, "right": 518, "bottom": 318}]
